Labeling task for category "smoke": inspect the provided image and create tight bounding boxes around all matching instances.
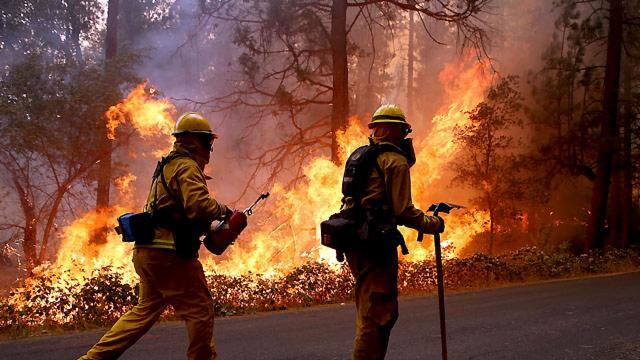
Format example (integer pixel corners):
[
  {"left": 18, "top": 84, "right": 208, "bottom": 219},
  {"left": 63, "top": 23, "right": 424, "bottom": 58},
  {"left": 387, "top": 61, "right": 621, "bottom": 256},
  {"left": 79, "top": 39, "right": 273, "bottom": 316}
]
[{"left": 0, "top": 0, "right": 589, "bottom": 274}]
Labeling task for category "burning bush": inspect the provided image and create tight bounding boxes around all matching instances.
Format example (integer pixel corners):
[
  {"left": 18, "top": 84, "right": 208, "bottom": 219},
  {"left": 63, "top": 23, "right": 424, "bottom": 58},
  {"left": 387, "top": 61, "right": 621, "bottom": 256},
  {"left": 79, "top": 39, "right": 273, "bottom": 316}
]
[{"left": 1, "top": 247, "right": 638, "bottom": 336}]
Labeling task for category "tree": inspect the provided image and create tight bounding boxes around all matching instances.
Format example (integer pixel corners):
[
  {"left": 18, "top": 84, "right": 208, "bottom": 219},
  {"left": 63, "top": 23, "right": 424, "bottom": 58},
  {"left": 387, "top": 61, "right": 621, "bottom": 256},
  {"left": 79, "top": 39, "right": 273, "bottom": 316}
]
[
  {"left": 95, "top": 0, "right": 119, "bottom": 216},
  {"left": 0, "top": 57, "right": 135, "bottom": 269},
  {"left": 584, "top": 0, "right": 625, "bottom": 251},
  {"left": 407, "top": 11, "right": 415, "bottom": 116},
  {"left": 528, "top": 0, "right": 640, "bottom": 251},
  {"left": 0, "top": 0, "right": 103, "bottom": 64},
  {"left": 452, "top": 76, "right": 525, "bottom": 254},
  {"left": 528, "top": 3, "right": 604, "bottom": 183},
  {"left": 194, "top": 0, "right": 491, "bottom": 198}
]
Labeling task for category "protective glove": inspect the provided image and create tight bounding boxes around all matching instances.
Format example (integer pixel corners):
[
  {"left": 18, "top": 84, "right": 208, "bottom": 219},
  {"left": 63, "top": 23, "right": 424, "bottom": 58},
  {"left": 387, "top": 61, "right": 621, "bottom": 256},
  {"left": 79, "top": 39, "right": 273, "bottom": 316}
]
[{"left": 421, "top": 215, "right": 445, "bottom": 235}]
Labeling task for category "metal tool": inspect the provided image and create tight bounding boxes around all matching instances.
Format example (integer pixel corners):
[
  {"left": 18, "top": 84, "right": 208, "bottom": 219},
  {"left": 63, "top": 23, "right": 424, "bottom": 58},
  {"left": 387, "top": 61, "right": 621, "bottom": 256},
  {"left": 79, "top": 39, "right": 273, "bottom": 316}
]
[
  {"left": 203, "top": 192, "right": 270, "bottom": 255},
  {"left": 417, "top": 202, "right": 465, "bottom": 360},
  {"left": 244, "top": 192, "right": 270, "bottom": 216}
]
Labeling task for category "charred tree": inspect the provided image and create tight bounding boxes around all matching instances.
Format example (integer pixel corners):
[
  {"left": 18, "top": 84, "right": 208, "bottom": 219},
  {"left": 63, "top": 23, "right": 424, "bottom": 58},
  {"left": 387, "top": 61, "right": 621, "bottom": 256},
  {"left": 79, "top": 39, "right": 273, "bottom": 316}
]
[
  {"left": 584, "top": 0, "right": 624, "bottom": 252},
  {"left": 331, "top": 0, "right": 349, "bottom": 164}
]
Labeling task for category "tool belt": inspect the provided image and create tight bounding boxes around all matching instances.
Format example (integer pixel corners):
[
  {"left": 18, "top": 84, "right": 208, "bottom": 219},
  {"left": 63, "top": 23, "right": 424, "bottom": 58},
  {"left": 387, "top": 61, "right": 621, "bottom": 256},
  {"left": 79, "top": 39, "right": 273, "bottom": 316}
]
[
  {"left": 115, "top": 152, "right": 207, "bottom": 259},
  {"left": 321, "top": 207, "right": 408, "bottom": 260},
  {"left": 116, "top": 206, "right": 206, "bottom": 259},
  {"left": 116, "top": 212, "right": 154, "bottom": 243},
  {"left": 153, "top": 208, "right": 207, "bottom": 259}
]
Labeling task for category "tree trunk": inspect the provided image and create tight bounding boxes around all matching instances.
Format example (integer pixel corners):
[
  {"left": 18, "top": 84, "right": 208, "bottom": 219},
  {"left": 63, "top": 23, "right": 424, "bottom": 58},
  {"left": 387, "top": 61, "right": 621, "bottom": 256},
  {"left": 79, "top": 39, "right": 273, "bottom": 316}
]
[
  {"left": 13, "top": 178, "right": 38, "bottom": 270},
  {"left": 407, "top": 11, "right": 415, "bottom": 117},
  {"left": 584, "top": 0, "right": 624, "bottom": 252},
  {"left": 609, "top": 154, "right": 623, "bottom": 248},
  {"left": 330, "top": 0, "right": 348, "bottom": 163},
  {"left": 621, "top": 55, "right": 633, "bottom": 248},
  {"left": 488, "top": 202, "right": 494, "bottom": 256},
  {"left": 96, "top": 0, "right": 118, "bottom": 211},
  {"left": 38, "top": 188, "right": 67, "bottom": 263},
  {"left": 94, "top": 0, "right": 119, "bottom": 244},
  {"left": 67, "top": 0, "right": 83, "bottom": 63}
]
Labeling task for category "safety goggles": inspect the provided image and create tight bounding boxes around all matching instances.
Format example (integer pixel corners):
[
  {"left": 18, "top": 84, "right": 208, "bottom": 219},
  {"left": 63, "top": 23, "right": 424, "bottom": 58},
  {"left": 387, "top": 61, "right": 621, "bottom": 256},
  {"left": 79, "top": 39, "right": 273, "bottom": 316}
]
[{"left": 196, "top": 134, "right": 216, "bottom": 152}]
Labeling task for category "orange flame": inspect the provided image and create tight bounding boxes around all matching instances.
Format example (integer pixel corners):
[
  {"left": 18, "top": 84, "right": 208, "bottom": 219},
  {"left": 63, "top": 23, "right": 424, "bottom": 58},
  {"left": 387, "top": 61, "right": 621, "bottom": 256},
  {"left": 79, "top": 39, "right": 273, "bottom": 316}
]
[
  {"left": 208, "top": 57, "right": 492, "bottom": 274},
  {"left": 26, "top": 56, "right": 492, "bottom": 294},
  {"left": 2, "top": 56, "right": 497, "bottom": 326},
  {"left": 105, "top": 82, "right": 175, "bottom": 156}
]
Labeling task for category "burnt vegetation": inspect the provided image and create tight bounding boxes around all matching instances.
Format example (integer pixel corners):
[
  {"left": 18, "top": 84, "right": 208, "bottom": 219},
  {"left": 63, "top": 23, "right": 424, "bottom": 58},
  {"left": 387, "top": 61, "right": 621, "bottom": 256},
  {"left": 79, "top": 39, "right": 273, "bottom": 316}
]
[{"left": 1, "top": 247, "right": 638, "bottom": 336}]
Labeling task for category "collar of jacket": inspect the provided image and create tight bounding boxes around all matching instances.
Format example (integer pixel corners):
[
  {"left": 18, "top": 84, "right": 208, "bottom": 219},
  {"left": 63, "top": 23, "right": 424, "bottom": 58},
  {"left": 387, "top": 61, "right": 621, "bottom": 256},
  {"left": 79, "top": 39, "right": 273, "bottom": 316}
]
[
  {"left": 171, "top": 142, "right": 208, "bottom": 170},
  {"left": 368, "top": 137, "right": 416, "bottom": 167}
]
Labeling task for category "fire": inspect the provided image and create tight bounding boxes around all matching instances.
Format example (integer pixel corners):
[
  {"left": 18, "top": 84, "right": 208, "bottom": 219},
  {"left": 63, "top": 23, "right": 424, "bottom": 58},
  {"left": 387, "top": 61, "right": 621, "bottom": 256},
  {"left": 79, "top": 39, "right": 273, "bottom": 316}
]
[
  {"left": 205, "top": 120, "right": 368, "bottom": 275},
  {"left": 406, "top": 59, "right": 492, "bottom": 260},
  {"left": 48, "top": 83, "right": 179, "bottom": 283},
  {"left": 209, "top": 57, "right": 492, "bottom": 274},
  {"left": 105, "top": 82, "right": 175, "bottom": 156},
  {"left": 3, "top": 56, "right": 493, "bottom": 325},
  {"left": 54, "top": 206, "right": 135, "bottom": 283},
  {"left": 114, "top": 174, "right": 137, "bottom": 204}
]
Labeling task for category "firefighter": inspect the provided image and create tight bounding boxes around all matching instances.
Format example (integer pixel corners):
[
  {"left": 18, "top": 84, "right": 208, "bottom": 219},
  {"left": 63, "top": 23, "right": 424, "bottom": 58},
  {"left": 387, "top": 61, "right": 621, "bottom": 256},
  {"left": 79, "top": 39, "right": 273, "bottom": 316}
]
[
  {"left": 344, "top": 104, "right": 444, "bottom": 360},
  {"left": 79, "top": 112, "right": 229, "bottom": 360}
]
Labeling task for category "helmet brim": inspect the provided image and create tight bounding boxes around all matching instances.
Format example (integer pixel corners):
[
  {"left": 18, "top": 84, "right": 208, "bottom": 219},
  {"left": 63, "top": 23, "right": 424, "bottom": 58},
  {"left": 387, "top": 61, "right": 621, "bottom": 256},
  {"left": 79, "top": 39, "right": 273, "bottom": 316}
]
[
  {"left": 172, "top": 130, "right": 219, "bottom": 139},
  {"left": 367, "top": 120, "right": 411, "bottom": 129}
]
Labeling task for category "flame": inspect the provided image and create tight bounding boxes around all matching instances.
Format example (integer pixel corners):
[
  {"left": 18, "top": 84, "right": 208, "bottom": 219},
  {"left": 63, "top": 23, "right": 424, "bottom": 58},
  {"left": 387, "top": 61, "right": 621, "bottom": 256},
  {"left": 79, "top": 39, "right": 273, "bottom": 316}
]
[
  {"left": 54, "top": 206, "right": 135, "bottom": 281},
  {"left": 114, "top": 174, "right": 137, "bottom": 204},
  {"left": 105, "top": 82, "right": 175, "bottom": 156},
  {"left": 47, "top": 83, "right": 178, "bottom": 281},
  {"left": 4, "top": 56, "right": 494, "bottom": 325},
  {"left": 205, "top": 120, "right": 368, "bottom": 275},
  {"left": 209, "top": 57, "right": 492, "bottom": 274}
]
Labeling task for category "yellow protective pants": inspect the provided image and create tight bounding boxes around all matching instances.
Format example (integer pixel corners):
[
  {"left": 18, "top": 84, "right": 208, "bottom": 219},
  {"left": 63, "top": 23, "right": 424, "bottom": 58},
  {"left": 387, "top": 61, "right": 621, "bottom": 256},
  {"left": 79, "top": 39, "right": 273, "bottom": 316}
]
[
  {"left": 79, "top": 248, "right": 217, "bottom": 360},
  {"left": 346, "top": 247, "right": 399, "bottom": 360}
]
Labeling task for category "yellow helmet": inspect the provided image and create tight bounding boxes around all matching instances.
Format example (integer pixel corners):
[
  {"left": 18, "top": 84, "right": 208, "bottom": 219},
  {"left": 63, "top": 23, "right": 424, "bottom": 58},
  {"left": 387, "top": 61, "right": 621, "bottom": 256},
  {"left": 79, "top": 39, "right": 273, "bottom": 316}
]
[
  {"left": 173, "top": 112, "right": 218, "bottom": 138},
  {"left": 368, "top": 104, "right": 411, "bottom": 131}
]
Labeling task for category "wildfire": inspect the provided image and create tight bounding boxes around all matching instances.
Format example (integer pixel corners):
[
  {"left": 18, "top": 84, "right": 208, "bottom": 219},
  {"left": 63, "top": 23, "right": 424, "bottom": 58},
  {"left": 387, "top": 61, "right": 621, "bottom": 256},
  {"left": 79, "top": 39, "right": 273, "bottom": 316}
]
[
  {"left": 57, "top": 56, "right": 492, "bottom": 278},
  {"left": 46, "top": 83, "right": 181, "bottom": 282},
  {"left": 2, "top": 57, "right": 493, "bottom": 326},
  {"left": 210, "top": 57, "right": 492, "bottom": 274}
]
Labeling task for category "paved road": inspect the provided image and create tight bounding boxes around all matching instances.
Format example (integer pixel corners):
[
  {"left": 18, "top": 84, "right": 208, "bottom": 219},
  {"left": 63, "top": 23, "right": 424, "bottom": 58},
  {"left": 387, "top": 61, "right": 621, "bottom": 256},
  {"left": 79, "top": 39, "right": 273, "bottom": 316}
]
[{"left": 1, "top": 272, "right": 639, "bottom": 360}]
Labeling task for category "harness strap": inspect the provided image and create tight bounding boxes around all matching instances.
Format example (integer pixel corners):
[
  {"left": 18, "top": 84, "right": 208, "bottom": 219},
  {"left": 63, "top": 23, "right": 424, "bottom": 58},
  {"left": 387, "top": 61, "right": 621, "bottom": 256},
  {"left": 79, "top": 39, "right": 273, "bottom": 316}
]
[
  {"left": 372, "top": 154, "right": 409, "bottom": 255},
  {"left": 150, "top": 152, "right": 189, "bottom": 214}
]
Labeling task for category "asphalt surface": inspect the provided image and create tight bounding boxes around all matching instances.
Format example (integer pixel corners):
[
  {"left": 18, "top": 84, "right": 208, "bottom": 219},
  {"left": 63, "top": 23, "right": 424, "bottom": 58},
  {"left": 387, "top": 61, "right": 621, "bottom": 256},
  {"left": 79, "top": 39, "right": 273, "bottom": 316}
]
[{"left": 1, "top": 272, "right": 639, "bottom": 360}]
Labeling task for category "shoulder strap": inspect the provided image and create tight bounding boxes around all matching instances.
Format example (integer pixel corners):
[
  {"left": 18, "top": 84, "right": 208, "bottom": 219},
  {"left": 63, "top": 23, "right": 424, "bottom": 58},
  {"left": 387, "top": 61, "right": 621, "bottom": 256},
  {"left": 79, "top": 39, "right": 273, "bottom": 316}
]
[
  {"left": 372, "top": 158, "right": 392, "bottom": 209},
  {"left": 371, "top": 147, "right": 396, "bottom": 216},
  {"left": 149, "top": 153, "right": 189, "bottom": 213},
  {"left": 369, "top": 145, "right": 411, "bottom": 255}
]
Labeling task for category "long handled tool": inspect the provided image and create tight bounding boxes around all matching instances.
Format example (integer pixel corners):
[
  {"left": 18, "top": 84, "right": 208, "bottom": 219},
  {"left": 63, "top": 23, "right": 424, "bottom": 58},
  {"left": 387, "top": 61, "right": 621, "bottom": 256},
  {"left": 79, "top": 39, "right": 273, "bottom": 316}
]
[{"left": 417, "top": 202, "right": 465, "bottom": 360}]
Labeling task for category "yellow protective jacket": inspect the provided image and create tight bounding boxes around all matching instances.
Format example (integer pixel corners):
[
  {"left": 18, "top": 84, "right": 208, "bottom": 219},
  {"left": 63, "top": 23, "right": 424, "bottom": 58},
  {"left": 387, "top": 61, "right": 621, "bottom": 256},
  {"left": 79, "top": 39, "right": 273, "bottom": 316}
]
[
  {"left": 357, "top": 141, "right": 441, "bottom": 234},
  {"left": 138, "top": 143, "right": 228, "bottom": 251}
]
